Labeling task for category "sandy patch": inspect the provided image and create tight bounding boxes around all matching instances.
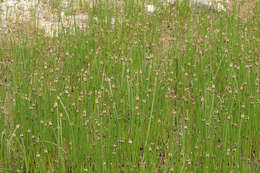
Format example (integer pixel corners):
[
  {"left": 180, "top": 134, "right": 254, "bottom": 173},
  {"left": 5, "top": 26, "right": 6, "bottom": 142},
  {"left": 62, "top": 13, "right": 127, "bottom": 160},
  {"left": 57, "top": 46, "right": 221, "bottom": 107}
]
[{"left": 0, "top": 0, "right": 90, "bottom": 37}]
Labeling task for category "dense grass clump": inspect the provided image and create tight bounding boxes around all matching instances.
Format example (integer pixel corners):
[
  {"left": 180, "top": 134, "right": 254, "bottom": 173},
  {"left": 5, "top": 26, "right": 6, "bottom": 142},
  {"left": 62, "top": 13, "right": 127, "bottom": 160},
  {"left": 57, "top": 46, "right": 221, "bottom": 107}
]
[{"left": 0, "top": 0, "right": 259, "bottom": 172}]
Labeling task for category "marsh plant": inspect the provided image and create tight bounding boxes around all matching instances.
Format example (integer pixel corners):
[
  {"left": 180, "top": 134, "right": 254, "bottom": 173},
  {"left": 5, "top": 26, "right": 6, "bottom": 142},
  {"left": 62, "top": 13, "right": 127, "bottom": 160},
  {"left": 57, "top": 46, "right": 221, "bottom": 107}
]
[{"left": 0, "top": 0, "right": 259, "bottom": 172}]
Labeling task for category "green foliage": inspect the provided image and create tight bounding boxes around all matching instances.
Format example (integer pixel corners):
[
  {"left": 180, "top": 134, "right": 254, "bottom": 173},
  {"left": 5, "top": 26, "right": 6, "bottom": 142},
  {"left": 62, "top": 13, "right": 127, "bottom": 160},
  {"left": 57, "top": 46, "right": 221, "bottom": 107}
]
[{"left": 0, "top": 0, "right": 259, "bottom": 172}]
